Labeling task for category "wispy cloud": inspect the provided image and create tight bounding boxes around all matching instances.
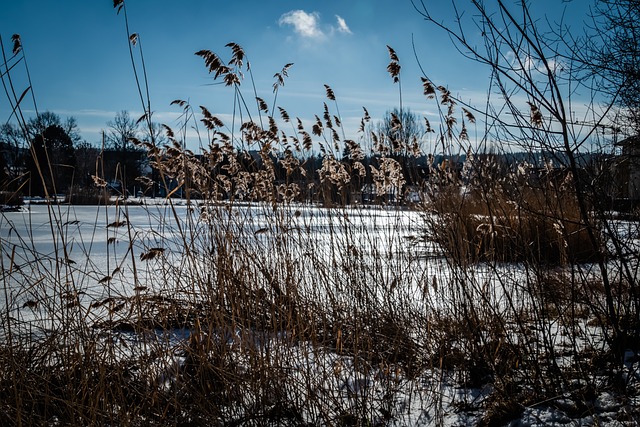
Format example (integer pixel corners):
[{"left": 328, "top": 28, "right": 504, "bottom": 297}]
[
  {"left": 279, "top": 10, "right": 324, "bottom": 39},
  {"left": 335, "top": 15, "right": 351, "bottom": 34},
  {"left": 279, "top": 10, "right": 352, "bottom": 40},
  {"left": 506, "top": 51, "right": 565, "bottom": 76}
]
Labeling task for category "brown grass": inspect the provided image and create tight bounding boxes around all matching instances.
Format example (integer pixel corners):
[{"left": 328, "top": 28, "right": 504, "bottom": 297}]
[
  {"left": 1, "top": 35, "right": 639, "bottom": 426},
  {"left": 425, "top": 177, "right": 604, "bottom": 265}
]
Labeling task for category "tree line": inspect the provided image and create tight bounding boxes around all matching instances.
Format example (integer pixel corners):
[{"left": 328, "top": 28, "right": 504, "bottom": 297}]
[
  {"left": 0, "top": 107, "right": 443, "bottom": 204},
  {"left": 0, "top": 110, "right": 156, "bottom": 201}
]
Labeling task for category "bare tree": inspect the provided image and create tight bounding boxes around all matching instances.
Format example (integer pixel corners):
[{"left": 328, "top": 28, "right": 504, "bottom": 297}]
[
  {"left": 376, "top": 108, "right": 424, "bottom": 158},
  {"left": 106, "top": 110, "right": 139, "bottom": 152},
  {"left": 412, "top": 0, "right": 638, "bottom": 371},
  {"left": 104, "top": 110, "right": 144, "bottom": 194},
  {"left": 582, "top": 0, "right": 640, "bottom": 134}
]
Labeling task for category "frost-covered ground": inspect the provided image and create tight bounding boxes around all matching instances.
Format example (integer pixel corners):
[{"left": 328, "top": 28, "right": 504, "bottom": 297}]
[{"left": 1, "top": 200, "right": 639, "bottom": 425}]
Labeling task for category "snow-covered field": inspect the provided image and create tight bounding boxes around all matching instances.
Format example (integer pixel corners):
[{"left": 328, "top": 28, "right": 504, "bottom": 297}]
[
  {"left": 1, "top": 201, "right": 639, "bottom": 425},
  {"left": 1, "top": 201, "right": 427, "bottom": 302}
]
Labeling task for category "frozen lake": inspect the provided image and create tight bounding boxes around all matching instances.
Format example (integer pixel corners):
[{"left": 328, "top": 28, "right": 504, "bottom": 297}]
[
  {"left": 3, "top": 200, "right": 632, "bottom": 338},
  {"left": 0, "top": 202, "right": 441, "bottom": 327}
]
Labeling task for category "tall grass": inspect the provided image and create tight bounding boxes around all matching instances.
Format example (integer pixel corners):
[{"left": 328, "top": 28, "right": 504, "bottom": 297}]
[{"left": 1, "top": 9, "right": 640, "bottom": 426}]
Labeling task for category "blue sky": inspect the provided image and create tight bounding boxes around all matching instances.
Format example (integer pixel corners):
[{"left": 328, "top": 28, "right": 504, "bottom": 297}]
[{"left": 0, "top": 0, "right": 593, "bottom": 151}]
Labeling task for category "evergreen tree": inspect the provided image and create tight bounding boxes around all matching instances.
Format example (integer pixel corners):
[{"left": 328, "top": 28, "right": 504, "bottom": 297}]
[{"left": 26, "top": 124, "right": 76, "bottom": 196}]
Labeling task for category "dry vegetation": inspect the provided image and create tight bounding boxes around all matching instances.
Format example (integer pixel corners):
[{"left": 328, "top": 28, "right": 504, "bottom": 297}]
[{"left": 1, "top": 2, "right": 640, "bottom": 425}]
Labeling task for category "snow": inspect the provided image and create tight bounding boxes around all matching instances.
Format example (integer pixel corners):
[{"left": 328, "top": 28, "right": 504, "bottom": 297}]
[{"left": 1, "top": 201, "right": 639, "bottom": 425}]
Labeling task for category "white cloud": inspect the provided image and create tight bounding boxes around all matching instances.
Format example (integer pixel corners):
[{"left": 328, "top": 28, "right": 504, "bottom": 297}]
[
  {"left": 279, "top": 10, "right": 353, "bottom": 40},
  {"left": 506, "top": 51, "right": 565, "bottom": 76},
  {"left": 279, "top": 10, "right": 324, "bottom": 39},
  {"left": 335, "top": 15, "right": 351, "bottom": 34}
]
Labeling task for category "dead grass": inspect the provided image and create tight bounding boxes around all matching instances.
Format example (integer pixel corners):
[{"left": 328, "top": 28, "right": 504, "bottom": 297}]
[
  {"left": 425, "top": 178, "right": 605, "bottom": 265},
  {"left": 1, "top": 35, "right": 639, "bottom": 426}
]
